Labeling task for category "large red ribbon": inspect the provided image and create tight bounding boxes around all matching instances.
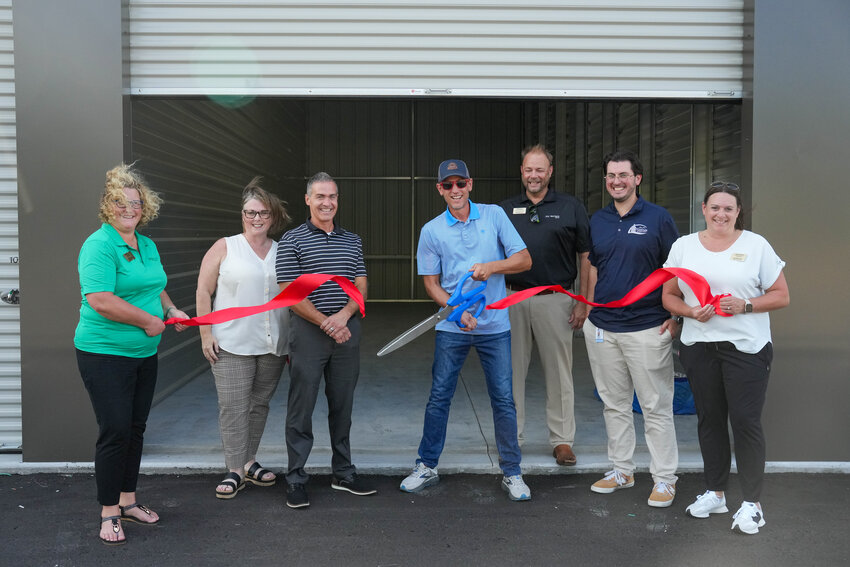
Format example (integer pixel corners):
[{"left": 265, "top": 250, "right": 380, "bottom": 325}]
[
  {"left": 164, "top": 273, "right": 365, "bottom": 327},
  {"left": 487, "top": 267, "right": 731, "bottom": 316}
]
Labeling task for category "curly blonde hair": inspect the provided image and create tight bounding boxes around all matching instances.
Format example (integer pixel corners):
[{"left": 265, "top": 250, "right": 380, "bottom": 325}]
[
  {"left": 98, "top": 163, "right": 162, "bottom": 227},
  {"left": 242, "top": 176, "right": 292, "bottom": 236}
]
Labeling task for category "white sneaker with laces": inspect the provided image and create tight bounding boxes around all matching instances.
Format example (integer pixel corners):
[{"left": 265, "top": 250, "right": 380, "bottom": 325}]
[
  {"left": 686, "top": 490, "right": 729, "bottom": 518},
  {"left": 731, "top": 501, "right": 766, "bottom": 535},
  {"left": 399, "top": 462, "right": 439, "bottom": 493},
  {"left": 502, "top": 474, "right": 531, "bottom": 501}
]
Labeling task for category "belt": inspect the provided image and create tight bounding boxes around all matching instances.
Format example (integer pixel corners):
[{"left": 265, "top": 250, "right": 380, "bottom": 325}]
[{"left": 506, "top": 284, "right": 560, "bottom": 296}]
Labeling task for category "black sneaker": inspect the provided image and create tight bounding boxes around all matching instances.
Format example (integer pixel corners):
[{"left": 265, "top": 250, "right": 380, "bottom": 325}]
[
  {"left": 331, "top": 474, "right": 377, "bottom": 496},
  {"left": 286, "top": 483, "right": 310, "bottom": 508}
]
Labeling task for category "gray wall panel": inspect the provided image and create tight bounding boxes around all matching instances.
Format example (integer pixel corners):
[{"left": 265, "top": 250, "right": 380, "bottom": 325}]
[
  {"left": 15, "top": 0, "right": 124, "bottom": 461},
  {"left": 751, "top": 0, "right": 850, "bottom": 461}
]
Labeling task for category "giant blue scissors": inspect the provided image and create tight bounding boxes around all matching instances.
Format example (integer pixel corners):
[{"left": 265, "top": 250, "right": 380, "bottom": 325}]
[{"left": 377, "top": 271, "right": 488, "bottom": 357}]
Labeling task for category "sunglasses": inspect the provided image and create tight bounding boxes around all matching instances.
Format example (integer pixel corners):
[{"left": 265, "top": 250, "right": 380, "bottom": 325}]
[
  {"left": 529, "top": 205, "right": 539, "bottom": 223},
  {"left": 710, "top": 181, "right": 740, "bottom": 191},
  {"left": 440, "top": 179, "right": 469, "bottom": 190}
]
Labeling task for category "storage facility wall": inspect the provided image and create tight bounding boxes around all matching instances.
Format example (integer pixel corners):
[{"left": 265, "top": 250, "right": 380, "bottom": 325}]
[{"left": 0, "top": 0, "right": 19, "bottom": 451}]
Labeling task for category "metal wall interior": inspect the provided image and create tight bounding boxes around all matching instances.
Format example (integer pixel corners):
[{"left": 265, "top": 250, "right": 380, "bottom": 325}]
[
  {"left": 0, "top": 0, "right": 20, "bottom": 451},
  {"left": 132, "top": 98, "right": 740, "bottom": 311},
  {"left": 126, "top": 0, "right": 744, "bottom": 99},
  {"left": 528, "top": 102, "right": 741, "bottom": 237},
  {"left": 128, "top": 97, "right": 307, "bottom": 400},
  {"left": 119, "top": 95, "right": 741, "bottom": 447}
]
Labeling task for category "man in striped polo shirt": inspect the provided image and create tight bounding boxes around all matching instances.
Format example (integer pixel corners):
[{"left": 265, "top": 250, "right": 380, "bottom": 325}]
[{"left": 276, "top": 171, "right": 373, "bottom": 509}]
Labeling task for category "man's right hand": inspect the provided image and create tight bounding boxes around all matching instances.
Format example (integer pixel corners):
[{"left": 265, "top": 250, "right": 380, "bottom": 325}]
[
  {"left": 459, "top": 311, "right": 478, "bottom": 332},
  {"left": 568, "top": 302, "right": 588, "bottom": 330}
]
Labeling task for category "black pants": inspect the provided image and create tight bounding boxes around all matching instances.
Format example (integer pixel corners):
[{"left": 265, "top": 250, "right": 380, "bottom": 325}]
[
  {"left": 76, "top": 349, "right": 158, "bottom": 506},
  {"left": 679, "top": 341, "right": 773, "bottom": 502},
  {"left": 285, "top": 314, "right": 361, "bottom": 485}
]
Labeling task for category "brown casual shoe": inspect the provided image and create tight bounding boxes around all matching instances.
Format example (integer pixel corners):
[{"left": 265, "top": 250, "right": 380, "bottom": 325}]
[
  {"left": 553, "top": 444, "right": 577, "bottom": 466},
  {"left": 647, "top": 482, "right": 676, "bottom": 508},
  {"left": 590, "top": 470, "right": 635, "bottom": 494}
]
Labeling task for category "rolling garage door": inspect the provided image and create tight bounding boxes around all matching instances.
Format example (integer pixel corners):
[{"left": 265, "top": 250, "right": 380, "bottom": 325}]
[{"left": 127, "top": 0, "right": 744, "bottom": 99}]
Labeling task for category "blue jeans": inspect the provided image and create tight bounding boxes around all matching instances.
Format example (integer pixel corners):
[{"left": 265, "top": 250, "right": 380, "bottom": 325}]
[{"left": 417, "top": 330, "right": 522, "bottom": 476}]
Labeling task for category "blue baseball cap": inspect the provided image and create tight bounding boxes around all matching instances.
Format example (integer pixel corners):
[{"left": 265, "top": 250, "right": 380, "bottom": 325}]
[{"left": 437, "top": 159, "right": 470, "bottom": 182}]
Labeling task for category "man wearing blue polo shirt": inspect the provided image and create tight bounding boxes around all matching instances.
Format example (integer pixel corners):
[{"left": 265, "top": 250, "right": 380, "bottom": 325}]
[
  {"left": 583, "top": 150, "right": 680, "bottom": 508},
  {"left": 400, "top": 159, "right": 533, "bottom": 501}
]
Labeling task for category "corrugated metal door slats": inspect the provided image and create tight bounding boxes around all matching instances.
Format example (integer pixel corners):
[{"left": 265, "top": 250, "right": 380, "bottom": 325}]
[
  {"left": 0, "top": 0, "right": 20, "bottom": 450},
  {"left": 128, "top": 0, "right": 744, "bottom": 98}
]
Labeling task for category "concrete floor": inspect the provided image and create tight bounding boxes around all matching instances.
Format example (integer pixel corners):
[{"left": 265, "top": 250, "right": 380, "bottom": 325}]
[{"left": 140, "top": 302, "right": 703, "bottom": 476}]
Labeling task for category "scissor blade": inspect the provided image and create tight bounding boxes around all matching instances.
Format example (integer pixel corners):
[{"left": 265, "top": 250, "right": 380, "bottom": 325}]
[{"left": 377, "top": 305, "right": 455, "bottom": 357}]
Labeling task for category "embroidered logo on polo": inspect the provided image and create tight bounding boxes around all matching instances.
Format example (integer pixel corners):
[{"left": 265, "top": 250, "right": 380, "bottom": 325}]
[{"left": 627, "top": 224, "right": 648, "bottom": 235}]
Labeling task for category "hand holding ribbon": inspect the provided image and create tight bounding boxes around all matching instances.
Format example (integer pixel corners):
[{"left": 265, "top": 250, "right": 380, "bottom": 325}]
[
  {"left": 487, "top": 267, "right": 731, "bottom": 316},
  {"left": 165, "top": 273, "right": 365, "bottom": 327}
]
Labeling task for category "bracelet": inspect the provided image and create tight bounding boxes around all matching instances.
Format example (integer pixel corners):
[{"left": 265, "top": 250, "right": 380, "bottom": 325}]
[{"left": 164, "top": 306, "right": 177, "bottom": 317}]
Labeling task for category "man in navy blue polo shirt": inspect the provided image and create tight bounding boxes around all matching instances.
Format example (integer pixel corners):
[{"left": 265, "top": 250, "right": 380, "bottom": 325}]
[{"left": 582, "top": 150, "right": 680, "bottom": 508}]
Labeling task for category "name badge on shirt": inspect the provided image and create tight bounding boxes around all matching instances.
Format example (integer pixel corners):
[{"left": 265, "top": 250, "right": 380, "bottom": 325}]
[
  {"left": 595, "top": 328, "right": 604, "bottom": 343},
  {"left": 512, "top": 207, "right": 527, "bottom": 215},
  {"left": 730, "top": 253, "right": 747, "bottom": 262},
  {"left": 123, "top": 251, "right": 135, "bottom": 262}
]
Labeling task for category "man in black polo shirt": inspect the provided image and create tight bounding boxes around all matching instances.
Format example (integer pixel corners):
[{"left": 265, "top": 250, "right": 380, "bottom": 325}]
[
  {"left": 275, "top": 171, "right": 374, "bottom": 509},
  {"left": 500, "top": 145, "right": 591, "bottom": 467}
]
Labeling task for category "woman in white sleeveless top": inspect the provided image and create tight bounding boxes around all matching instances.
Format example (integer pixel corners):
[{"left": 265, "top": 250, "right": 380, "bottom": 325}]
[{"left": 196, "top": 178, "right": 291, "bottom": 498}]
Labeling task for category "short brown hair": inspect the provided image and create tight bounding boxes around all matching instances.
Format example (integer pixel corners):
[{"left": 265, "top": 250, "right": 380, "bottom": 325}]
[{"left": 521, "top": 144, "right": 553, "bottom": 167}]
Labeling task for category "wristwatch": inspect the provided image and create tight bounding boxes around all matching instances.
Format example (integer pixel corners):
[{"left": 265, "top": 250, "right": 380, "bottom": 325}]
[{"left": 744, "top": 299, "right": 753, "bottom": 313}]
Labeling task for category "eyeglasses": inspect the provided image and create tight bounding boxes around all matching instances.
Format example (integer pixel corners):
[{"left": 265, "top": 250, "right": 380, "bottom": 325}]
[
  {"left": 114, "top": 199, "right": 144, "bottom": 210},
  {"left": 710, "top": 181, "right": 740, "bottom": 191},
  {"left": 604, "top": 173, "right": 635, "bottom": 181},
  {"left": 243, "top": 209, "right": 272, "bottom": 219},
  {"left": 440, "top": 179, "right": 469, "bottom": 190},
  {"left": 529, "top": 205, "right": 539, "bottom": 223}
]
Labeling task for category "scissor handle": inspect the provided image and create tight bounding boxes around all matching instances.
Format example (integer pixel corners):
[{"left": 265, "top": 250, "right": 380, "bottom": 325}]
[{"left": 447, "top": 271, "right": 487, "bottom": 327}]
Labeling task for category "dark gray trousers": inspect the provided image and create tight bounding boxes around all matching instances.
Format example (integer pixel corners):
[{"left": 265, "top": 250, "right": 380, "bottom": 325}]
[
  {"left": 679, "top": 341, "right": 773, "bottom": 502},
  {"left": 285, "top": 314, "right": 361, "bottom": 485}
]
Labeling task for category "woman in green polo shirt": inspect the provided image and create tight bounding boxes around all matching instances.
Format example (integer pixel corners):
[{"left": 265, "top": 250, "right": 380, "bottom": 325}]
[{"left": 75, "top": 164, "right": 189, "bottom": 545}]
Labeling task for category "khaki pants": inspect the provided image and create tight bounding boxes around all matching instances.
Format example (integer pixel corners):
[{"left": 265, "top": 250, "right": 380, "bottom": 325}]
[
  {"left": 583, "top": 319, "right": 678, "bottom": 485},
  {"left": 509, "top": 291, "right": 576, "bottom": 447}
]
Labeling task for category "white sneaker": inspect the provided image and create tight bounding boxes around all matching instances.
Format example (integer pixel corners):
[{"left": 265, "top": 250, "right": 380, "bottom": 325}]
[
  {"left": 399, "top": 462, "right": 439, "bottom": 493},
  {"left": 502, "top": 474, "right": 531, "bottom": 501},
  {"left": 686, "top": 490, "right": 729, "bottom": 518},
  {"left": 731, "top": 501, "right": 766, "bottom": 535}
]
